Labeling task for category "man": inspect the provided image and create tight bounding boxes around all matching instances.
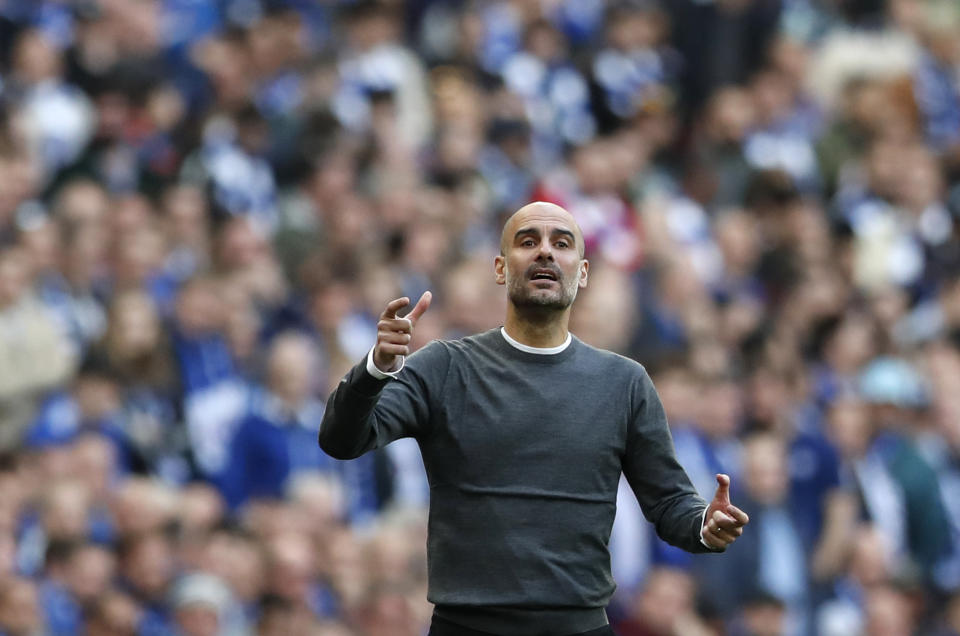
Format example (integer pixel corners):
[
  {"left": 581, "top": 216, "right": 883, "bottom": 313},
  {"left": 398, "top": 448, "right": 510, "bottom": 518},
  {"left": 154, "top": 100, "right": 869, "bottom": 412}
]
[{"left": 319, "top": 202, "right": 748, "bottom": 635}]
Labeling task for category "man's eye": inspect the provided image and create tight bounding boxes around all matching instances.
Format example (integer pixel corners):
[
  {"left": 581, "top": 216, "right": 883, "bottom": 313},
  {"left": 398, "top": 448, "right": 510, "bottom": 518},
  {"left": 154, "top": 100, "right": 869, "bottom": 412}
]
[{"left": 521, "top": 240, "right": 535, "bottom": 247}]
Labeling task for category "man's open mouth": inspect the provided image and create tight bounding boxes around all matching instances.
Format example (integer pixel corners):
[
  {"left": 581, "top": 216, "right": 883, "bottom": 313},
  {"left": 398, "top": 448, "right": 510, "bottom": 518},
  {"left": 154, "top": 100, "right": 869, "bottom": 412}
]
[{"left": 530, "top": 269, "right": 559, "bottom": 281}]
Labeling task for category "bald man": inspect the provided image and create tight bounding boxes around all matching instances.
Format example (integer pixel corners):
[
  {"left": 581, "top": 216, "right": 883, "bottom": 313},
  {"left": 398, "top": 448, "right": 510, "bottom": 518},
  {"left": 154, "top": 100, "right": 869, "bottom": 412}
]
[{"left": 319, "top": 202, "right": 748, "bottom": 636}]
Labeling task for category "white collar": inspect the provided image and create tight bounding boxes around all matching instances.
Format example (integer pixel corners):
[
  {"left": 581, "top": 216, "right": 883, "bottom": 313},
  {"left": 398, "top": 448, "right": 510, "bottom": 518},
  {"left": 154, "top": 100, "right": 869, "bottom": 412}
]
[{"left": 500, "top": 327, "right": 572, "bottom": 355}]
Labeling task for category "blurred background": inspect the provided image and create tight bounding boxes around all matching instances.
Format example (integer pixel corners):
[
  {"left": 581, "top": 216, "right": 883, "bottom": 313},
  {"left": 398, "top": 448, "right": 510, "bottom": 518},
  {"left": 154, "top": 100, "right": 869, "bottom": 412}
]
[{"left": 0, "top": 0, "right": 959, "bottom": 634}]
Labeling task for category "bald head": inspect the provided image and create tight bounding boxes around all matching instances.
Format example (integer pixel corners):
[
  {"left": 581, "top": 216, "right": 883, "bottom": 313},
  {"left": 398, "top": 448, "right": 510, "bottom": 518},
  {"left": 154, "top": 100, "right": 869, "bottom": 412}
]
[{"left": 500, "top": 202, "right": 585, "bottom": 258}]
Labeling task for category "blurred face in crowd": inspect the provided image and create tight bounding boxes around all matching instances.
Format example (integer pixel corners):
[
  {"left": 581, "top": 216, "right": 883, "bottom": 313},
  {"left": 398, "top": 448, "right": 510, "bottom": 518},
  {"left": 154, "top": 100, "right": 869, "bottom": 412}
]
[
  {"left": 402, "top": 220, "right": 450, "bottom": 278},
  {"left": 0, "top": 150, "right": 41, "bottom": 221},
  {"left": 0, "top": 578, "right": 42, "bottom": 636},
  {"left": 175, "top": 603, "right": 219, "bottom": 636},
  {"left": 112, "top": 194, "right": 154, "bottom": 237},
  {"left": 71, "top": 435, "right": 115, "bottom": 503},
  {"left": 163, "top": 185, "right": 209, "bottom": 246},
  {"left": 266, "top": 532, "right": 317, "bottom": 604},
  {"left": 897, "top": 146, "right": 942, "bottom": 213},
  {"left": 697, "top": 377, "right": 743, "bottom": 439},
  {"left": 706, "top": 87, "right": 755, "bottom": 144},
  {"left": 74, "top": 372, "right": 121, "bottom": 423},
  {"left": 824, "top": 314, "right": 876, "bottom": 374},
  {"left": 746, "top": 369, "right": 792, "bottom": 428},
  {"left": 572, "top": 142, "right": 618, "bottom": 195},
  {"left": 324, "top": 528, "right": 367, "bottom": 607},
  {"left": 716, "top": 210, "right": 761, "bottom": 276},
  {"left": 85, "top": 591, "right": 140, "bottom": 636},
  {"left": 570, "top": 265, "right": 635, "bottom": 353},
  {"left": 525, "top": 20, "right": 564, "bottom": 61},
  {"left": 179, "top": 484, "right": 225, "bottom": 536},
  {"left": 17, "top": 213, "right": 61, "bottom": 274},
  {"left": 0, "top": 534, "right": 16, "bottom": 580},
  {"left": 827, "top": 399, "right": 873, "bottom": 459},
  {"left": 111, "top": 478, "right": 177, "bottom": 536},
  {"left": 54, "top": 180, "right": 109, "bottom": 229},
  {"left": 631, "top": 567, "right": 696, "bottom": 634},
  {"left": 113, "top": 226, "right": 165, "bottom": 290},
  {"left": 741, "top": 598, "right": 786, "bottom": 636},
  {"left": 202, "top": 531, "right": 264, "bottom": 604},
  {"left": 63, "top": 225, "right": 107, "bottom": 290},
  {"left": 442, "top": 256, "right": 506, "bottom": 335},
  {"left": 65, "top": 544, "right": 116, "bottom": 606},
  {"left": 0, "top": 250, "right": 28, "bottom": 308},
  {"left": 864, "top": 585, "right": 914, "bottom": 636},
  {"left": 288, "top": 474, "right": 345, "bottom": 535},
  {"left": 217, "top": 217, "right": 266, "bottom": 271},
  {"left": 365, "top": 527, "right": 418, "bottom": 587},
  {"left": 266, "top": 333, "right": 318, "bottom": 408},
  {"left": 750, "top": 70, "right": 795, "bottom": 126},
  {"left": 121, "top": 533, "right": 174, "bottom": 602},
  {"left": 42, "top": 482, "right": 91, "bottom": 542},
  {"left": 12, "top": 29, "right": 60, "bottom": 84},
  {"left": 849, "top": 525, "right": 893, "bottom": 586},
  {"left": 607, "top": 9, "right": 661, "bottom": 51},
  {"left": 257, "top": 598, "right": 317, "bottom": 636},
  {"left": 314, "top": 622, "right": 354, "bottom": 636},
  {"left": 107, "top": 291, "right": 162, "bottom": 360},
  {"left": 345, "top": 9, "right": 398, "bottom": 52},
  {"left": 248, "top": 12, "right": 305, "bottom": 79},
  {"left": 496, "top": 202, "right": 588, "bottom": 314},
  {"left": 743, "top": 433, "right": 789, "bottom": 506},
  {"left": 351, "top": 585, "right": 418, "bottom": 636},
  {"left": 651, "top": 368, "right": 699, "bottom": 424},
  {"left": 175, "top": 277, "right": 225, "bottom": 335}
]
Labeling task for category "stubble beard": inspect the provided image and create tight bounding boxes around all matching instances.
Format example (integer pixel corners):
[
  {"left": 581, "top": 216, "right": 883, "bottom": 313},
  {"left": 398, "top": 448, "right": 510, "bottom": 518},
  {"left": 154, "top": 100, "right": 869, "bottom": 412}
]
[{"left": 506, "top": 267, "right": 580, "bottom": 313}]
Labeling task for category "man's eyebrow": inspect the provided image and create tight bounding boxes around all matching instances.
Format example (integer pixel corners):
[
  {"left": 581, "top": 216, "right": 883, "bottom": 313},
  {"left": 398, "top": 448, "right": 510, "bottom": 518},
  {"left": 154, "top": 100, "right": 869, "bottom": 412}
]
[
  {"left": 513, "top": 227, "right": 541, "bottom": 241},
  {"left": 513, "top": 227, "right": 577, "bottom": 243}
]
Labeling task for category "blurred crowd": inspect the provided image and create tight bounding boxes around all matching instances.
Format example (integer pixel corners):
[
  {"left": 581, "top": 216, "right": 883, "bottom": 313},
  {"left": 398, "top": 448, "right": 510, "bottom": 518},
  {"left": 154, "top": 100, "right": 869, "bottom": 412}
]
[{"left": 0, "top": 0, "right": 960, "bottom": 635}]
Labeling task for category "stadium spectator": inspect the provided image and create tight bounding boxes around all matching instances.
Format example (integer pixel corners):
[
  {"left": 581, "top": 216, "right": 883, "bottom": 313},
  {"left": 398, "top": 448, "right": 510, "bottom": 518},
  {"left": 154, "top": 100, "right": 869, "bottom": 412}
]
[{"left": 0, "top": 0, "right": 957, "bottom": 633}]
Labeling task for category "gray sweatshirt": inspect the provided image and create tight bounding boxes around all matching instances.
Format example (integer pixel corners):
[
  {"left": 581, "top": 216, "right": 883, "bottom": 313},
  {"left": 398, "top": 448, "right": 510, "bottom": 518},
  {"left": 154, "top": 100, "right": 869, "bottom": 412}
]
[{"left": 319, "top": 328, "right": 712, "bottom": 634}]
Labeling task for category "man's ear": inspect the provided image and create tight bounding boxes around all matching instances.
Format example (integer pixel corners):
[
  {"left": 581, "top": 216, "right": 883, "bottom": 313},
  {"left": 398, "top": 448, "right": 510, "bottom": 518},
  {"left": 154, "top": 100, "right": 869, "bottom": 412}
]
[
  {"left": 494, "top": 255, "right": 506, "bottom": 285},
  {"left": 578, "top": 259, "right": 589, "bottom": 288}
]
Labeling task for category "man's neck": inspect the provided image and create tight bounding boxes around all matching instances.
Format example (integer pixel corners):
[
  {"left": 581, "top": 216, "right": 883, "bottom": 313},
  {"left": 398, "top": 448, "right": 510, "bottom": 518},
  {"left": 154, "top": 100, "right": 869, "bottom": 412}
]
[{"left": 503, "top": 306, "right": 571, "bottom": 348}]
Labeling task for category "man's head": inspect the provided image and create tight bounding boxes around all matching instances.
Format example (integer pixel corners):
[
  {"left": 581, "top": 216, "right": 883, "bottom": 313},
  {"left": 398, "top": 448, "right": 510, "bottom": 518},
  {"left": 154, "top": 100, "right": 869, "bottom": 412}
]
[
  {"left": 266, "top": 332, "right": 319, "bottom": 408},
  {"left": 495, "top": 202, "right": 588, "bottom": 313}
]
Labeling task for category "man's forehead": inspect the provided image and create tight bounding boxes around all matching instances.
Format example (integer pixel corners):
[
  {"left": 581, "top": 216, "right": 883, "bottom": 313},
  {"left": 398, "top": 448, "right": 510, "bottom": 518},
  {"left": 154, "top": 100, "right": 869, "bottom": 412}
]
[
  {"left": 512, "top": 215, "right": 576, "bottom": 233},
  {"left": 505, "top": 203, "right": 581, "bottom": 236}
]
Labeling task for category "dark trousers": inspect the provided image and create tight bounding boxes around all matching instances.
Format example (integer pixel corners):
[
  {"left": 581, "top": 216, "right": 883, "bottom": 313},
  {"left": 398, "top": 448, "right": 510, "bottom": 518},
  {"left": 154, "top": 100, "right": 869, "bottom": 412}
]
[{"left": 428, "top": 615, "right": 617, "bottom": 636}]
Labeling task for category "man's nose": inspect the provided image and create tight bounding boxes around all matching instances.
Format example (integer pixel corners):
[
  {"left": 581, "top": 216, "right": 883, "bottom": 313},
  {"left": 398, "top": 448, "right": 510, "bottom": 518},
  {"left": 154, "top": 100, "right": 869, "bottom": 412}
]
[{"left": 536, "top": 241, "right": 554, "bottom": 260}]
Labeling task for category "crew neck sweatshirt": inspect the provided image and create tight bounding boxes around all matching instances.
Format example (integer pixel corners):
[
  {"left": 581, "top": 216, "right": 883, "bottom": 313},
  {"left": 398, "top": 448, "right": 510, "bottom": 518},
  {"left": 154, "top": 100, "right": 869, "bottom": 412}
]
[{"left": 319, "top": 328, "right": 711, "bottom": 635}]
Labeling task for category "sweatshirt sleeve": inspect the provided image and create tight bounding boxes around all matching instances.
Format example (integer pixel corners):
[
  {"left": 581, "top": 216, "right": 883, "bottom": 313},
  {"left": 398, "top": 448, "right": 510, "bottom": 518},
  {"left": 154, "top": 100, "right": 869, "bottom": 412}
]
[
  {"left": 318, "top": 341, "right": 450, "bottom": 460},
  {"left": 621, "top": 367, "right": 714, "bottom": 554}
]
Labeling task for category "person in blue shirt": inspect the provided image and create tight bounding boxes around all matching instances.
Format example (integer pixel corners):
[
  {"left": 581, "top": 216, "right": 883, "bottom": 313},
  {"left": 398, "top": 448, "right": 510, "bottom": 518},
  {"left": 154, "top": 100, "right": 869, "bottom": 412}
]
[
  {"left": 218, "top": 332, "right": 379, "bottom": 520},
  {"left": 39, "top": 540, "right": 115, "bottom": 636}
]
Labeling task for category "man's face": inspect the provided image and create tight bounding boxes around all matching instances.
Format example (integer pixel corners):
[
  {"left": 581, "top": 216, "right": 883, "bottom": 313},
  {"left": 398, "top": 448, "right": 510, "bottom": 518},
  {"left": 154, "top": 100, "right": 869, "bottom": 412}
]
[{"left": 495, "top": 204, "right": 587, "bottom": 311}]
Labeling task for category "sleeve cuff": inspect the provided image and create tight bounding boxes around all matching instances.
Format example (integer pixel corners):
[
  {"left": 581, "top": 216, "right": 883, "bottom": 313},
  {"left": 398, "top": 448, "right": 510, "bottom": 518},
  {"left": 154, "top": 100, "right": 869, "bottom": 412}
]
[
  {"left": 366, "top": 347, "right": 404, "bottom": 379},
  {"left": 699, "top": 507, "right": 712, "bottom": 549}
]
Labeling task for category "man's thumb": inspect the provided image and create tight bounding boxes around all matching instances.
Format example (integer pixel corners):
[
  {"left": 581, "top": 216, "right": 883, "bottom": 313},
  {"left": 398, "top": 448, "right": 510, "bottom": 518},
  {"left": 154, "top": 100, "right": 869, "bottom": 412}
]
[{"left": 714, "top": 473, "right": 731, "bottom": 507}]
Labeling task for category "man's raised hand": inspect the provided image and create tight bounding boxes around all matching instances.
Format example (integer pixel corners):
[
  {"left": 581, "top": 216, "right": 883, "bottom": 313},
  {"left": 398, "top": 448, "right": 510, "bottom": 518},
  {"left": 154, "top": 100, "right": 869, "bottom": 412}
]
[
  {"left": 373, "top": 291, "right": 432, "bottom": 373},
  {"left": 701, "top": 473, "right": 749, "bottom": 550}
]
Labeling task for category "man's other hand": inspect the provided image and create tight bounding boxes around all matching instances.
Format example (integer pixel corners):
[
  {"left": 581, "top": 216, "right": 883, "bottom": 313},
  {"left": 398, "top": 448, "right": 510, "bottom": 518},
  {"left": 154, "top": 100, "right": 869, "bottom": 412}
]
[
  {"left": 701, "top": 474, "right": 749, "bottom": 550},
  {"left": 373, "top": 291, "right": 432, "bottom": 373}
]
